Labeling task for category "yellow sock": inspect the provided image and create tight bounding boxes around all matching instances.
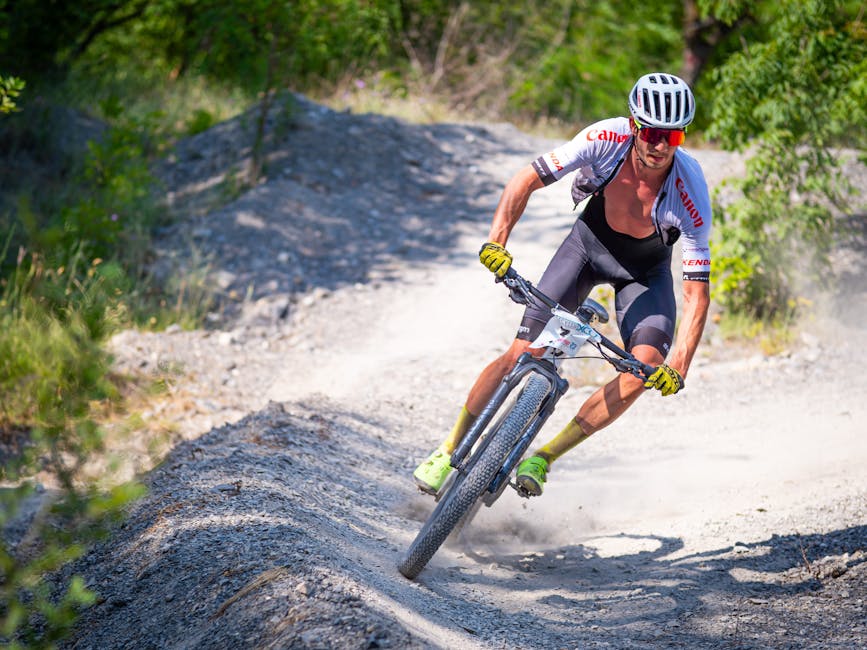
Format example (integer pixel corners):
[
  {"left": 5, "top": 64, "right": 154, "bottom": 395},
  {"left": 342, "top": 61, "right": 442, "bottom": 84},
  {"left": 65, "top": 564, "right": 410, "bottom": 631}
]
[
  {"left": 535, "top": 419, "right": 591, "bottom": 464},
  {"left": 441, "top": 406, "right": 477, "bottom": 454}
]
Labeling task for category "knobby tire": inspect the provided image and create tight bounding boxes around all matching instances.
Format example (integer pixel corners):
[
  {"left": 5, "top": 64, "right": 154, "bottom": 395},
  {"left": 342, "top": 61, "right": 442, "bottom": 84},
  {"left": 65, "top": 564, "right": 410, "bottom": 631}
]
[{"left": 398, "top": 373, "right": 550, "bottom": 579}]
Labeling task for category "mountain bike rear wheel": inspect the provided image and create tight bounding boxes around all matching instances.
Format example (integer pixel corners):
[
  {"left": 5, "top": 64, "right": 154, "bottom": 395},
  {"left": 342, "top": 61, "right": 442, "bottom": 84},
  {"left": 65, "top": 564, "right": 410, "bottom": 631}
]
[{"left": 398, "top": 373, "right": 549, "bottom": 579}]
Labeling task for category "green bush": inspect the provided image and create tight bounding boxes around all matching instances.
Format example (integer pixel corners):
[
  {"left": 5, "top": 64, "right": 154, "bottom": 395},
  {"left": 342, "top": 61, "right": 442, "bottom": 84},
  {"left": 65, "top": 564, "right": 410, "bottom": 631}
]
[
  {"left": 0, "top": 78, "right": 160, "bottom": 649},
  {"left": 1, "top": 479, "right": 146, "bottom": 649},
  {"left": 0, "top": 260, "right": 146, "bottom": 647},
  {"left": 185, "top": 108, "right": 215, "bottom": 135},
  {"left": 706, "top": 0, "right": 866, "bottom": 320},
  {"left": 0, "top": 76, "right": 24, "bottom": 114},
  {"left": 0, "top": 255, "right": 117, "bottom": 439}
]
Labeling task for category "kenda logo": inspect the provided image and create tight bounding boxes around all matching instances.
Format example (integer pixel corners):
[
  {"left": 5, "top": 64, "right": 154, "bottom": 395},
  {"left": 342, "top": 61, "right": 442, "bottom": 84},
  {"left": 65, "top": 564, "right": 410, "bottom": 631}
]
[
  {"left": 684, "top": 259, "right": 710, "bottom": 266},
  {"left": 549, "top": 152, "right": 564, "bottom": 172},
  {"left": 587, "top": 129, "right": 629, "bottom": 143},
  {"left": 675, "top": 177, "right": 704, "bottom": 228}
]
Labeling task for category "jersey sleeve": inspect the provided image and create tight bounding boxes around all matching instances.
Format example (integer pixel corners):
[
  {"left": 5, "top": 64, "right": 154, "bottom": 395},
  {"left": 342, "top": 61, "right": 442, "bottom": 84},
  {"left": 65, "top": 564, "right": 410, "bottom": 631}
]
[
  {"left": 674, "top": 155, "right": 712, "bottom": 282},
  {"left": 531, "top": 118, "right": 631, "bottom": 186},
  {"left": 531, "top": 136, "right": 589, "bottom": 186}
]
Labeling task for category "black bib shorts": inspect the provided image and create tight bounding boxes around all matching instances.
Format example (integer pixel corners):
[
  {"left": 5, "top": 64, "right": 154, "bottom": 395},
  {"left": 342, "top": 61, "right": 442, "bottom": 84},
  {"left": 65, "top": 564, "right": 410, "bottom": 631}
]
[{"left": 517, "top": 193, "right": 675, "bottom": 357}]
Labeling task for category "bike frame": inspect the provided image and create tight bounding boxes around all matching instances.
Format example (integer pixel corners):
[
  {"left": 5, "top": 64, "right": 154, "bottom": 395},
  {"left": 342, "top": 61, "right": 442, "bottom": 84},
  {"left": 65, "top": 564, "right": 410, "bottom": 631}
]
[
  {"left": 398, "top": 265, "right": 658, "bottom": 579},
  {"left": 449, "top": 267, "right": 654, "bottom": 500},
  {"left": 450, "top": 353, "right": 565, "bottom": 495}
]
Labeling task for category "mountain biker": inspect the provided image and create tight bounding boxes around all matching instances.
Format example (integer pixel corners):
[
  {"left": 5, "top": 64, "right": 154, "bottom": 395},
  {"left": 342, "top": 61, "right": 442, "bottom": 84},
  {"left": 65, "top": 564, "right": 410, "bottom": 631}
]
[{"left": 414, "top": 72, "right": 711, "bottom": 497}]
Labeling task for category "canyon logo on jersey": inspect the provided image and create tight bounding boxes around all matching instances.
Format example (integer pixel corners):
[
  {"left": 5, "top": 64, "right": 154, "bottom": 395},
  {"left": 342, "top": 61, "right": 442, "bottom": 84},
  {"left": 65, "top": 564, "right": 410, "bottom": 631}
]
[
  {"left": 529, "top": 116, "right": 713, "bottom": 282},
  {"left": 676, "top": 177, "right": 704, "bottom": 229},
  {"left": 586, "top": 129, "right": 630, "bottom": 143}
]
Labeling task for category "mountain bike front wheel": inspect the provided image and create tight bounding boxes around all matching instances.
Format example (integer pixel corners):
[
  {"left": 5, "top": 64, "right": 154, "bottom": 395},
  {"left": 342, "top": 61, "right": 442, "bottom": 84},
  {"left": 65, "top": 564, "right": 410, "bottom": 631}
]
[{"left": 398, "top": 373, "right": 550, "bottom": 579}]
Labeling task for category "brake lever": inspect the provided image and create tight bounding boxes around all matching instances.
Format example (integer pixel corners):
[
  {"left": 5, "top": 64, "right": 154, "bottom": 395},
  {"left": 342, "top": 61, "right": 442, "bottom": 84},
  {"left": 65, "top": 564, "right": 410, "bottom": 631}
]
[
  {"left": 610, "top": 357, "right": 654, "bottom": 383},
  {"left": 498, "top": 273, "right": 533, "bottom": 306},
  {"left": 508, "top": 285, "right": 532, "bottom": 306}
]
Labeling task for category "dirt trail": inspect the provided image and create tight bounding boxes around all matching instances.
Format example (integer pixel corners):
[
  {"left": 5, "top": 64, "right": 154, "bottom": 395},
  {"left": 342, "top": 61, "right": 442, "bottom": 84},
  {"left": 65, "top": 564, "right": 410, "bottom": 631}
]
[{"left": 57, "top": 95, "right": 867, "bottom": 649}]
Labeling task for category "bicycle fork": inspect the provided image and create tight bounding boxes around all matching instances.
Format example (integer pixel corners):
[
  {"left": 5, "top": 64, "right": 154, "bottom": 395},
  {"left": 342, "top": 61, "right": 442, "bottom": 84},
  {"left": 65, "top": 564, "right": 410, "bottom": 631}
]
[{"left": 450, "top": 352, "right": 570, "bottom": 497}]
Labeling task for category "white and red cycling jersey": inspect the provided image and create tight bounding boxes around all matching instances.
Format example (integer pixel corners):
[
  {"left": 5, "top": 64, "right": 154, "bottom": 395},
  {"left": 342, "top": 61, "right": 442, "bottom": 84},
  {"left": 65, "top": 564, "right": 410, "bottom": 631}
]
[{"left": 531, "top": 117, "right": 712, "bottom": 282}]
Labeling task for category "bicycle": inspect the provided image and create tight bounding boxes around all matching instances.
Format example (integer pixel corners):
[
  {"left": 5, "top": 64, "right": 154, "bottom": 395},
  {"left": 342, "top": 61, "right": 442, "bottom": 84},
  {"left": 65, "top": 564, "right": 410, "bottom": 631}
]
[{"left": 398, "top": 265, "right": 656, "bottom": 580}]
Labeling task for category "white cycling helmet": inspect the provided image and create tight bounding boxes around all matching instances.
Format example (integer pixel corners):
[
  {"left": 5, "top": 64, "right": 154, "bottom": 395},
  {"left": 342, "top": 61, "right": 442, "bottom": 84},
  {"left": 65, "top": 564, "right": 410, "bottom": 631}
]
[{"left": 628, "top": 73, "right": 695, "bottom": 129}]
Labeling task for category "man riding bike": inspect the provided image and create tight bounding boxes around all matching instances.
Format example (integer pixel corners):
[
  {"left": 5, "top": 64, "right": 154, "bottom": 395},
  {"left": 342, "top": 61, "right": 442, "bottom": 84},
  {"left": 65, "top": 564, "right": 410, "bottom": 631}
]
[{"left": 414, "top": 72, "right": 712, "bottom": 497}]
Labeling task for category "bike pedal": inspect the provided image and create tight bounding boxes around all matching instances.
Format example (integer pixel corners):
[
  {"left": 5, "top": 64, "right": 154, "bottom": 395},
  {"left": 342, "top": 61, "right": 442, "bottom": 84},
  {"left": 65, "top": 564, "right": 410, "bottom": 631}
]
[{"left": 510, "top": 480, "right": 533, "bottom": 499}]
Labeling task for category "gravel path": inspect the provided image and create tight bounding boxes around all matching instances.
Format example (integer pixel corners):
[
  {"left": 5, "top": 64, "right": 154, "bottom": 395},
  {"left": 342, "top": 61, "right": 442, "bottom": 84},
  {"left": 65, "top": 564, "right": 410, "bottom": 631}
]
[{"left": 55, "top": 94, "right": 866, "bottom": 649}]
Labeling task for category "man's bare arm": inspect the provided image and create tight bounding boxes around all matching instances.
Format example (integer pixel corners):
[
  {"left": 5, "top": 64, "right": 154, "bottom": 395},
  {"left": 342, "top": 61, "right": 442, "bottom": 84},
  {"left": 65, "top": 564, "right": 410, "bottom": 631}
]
[
  {"left": 668, "top": 279, "right": 710, "bottom": 378},
  {"left": 487, "top": 164, "right": 545, "bottom": 245}
]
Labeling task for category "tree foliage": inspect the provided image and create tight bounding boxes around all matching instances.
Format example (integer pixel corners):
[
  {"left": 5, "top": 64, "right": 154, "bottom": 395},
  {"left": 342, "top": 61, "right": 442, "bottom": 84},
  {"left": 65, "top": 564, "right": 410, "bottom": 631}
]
[
  {"left": 504, "top": 0, "right": 683, "bottom": 122},
  {"left": 0, "top": 108, "right": 151, "bottom": 647},
  {"left": 0, "top": 75, "right": 23, "bottom": 113},
  {"left": 0, "top": 1, "right": 150, "bottom": 78},
  {"left": 703, "top": 0, "right": 867, "bottom": 318},
  {"left": 0, "top": 0, "right": 711, "bottom": 124}
]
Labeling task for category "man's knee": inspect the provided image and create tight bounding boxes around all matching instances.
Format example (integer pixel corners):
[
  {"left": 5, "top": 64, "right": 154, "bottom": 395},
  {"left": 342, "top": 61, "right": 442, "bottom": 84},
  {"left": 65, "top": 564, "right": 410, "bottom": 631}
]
[
  {"left": 627, "top": 326, "right": 672, "bottom": 360},
  {"left": 501, "top": 338, "right": 534, "bottom": 367},
  {"left": 615, "top": 344, "right": 662, "bottom": 397},
  {"left": 630, "top": 343, "right": 664, "bottom": 366}
]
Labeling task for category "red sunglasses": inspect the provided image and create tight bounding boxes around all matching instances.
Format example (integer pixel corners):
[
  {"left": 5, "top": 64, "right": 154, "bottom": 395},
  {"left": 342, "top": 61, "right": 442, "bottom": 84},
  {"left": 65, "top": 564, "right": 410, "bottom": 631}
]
[{"left": 630, "top": 117, "right": 686, "bottom": 147}]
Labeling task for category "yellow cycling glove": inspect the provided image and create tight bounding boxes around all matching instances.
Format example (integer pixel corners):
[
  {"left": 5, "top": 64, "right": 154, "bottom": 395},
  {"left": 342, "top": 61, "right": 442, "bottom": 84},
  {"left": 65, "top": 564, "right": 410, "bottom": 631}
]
[
  {"left": 643, "top": 364, "right": 684, "bottom": 396},
  {"left": 479, "top": 242, "right": 513, "bottom": 278}
]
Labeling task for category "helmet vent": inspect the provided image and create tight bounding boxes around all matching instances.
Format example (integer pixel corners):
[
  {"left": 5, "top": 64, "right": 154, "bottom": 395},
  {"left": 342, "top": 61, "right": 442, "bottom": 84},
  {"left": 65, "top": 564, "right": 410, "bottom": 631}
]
[{"left": 628, "top": 72, "right": 695, "bottom": 129}]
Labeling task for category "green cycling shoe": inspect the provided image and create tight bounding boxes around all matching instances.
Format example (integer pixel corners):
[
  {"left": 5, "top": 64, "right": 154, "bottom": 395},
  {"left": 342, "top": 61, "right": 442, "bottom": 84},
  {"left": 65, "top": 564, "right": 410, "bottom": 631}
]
[
  {"left": 516, "top": 455, "right": 548, "bottom": 497},
  {"left": 413, "top": 448, "right": 453, "bottom": 495}
]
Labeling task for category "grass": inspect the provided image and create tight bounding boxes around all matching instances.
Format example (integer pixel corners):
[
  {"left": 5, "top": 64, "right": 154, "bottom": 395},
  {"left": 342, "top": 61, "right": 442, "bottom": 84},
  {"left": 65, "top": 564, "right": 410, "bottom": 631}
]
[
  {"left": 0, "top": 77, "right": 223, "bottom": 492},
  {"left": 62, "top": 68, "right": 249, "bottom": 142},
  {"left": 0, "top": 259, "right": 115, "bottom": 429},
  {"left": 309, "top": 72, "right": 578, "bottom": 139}
]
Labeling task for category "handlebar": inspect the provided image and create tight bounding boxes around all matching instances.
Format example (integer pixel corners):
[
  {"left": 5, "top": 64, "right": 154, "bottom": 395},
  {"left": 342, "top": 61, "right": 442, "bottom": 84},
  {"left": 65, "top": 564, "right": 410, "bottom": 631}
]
[{"left": 499, "top": 267, "right": 657, "bottom": 381}]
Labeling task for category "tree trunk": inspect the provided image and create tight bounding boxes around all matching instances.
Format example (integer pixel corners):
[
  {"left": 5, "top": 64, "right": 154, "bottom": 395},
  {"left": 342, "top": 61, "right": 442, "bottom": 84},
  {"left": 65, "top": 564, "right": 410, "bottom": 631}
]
[
  {"left": 681, "top": 0, "right": 751, "bottom": 87},
  {"left": 681, "top": 0, "right": 705, "bottom": 86},
  {"left": 249, "top": 29, "right": 277, "bottom": 187}
]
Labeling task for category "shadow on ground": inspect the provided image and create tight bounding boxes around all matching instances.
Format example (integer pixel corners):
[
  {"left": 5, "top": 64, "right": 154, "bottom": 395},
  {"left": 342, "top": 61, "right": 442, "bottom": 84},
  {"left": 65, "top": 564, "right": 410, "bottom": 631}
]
[
  {"left": 399, "top": 518, "right": 866, "bottom": 649},
  {"left": 152, "top": 94, "right": 548, "bottom": 325},
  {"left": 59, "top": 398, "right": 867, "bottom": 650}
]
